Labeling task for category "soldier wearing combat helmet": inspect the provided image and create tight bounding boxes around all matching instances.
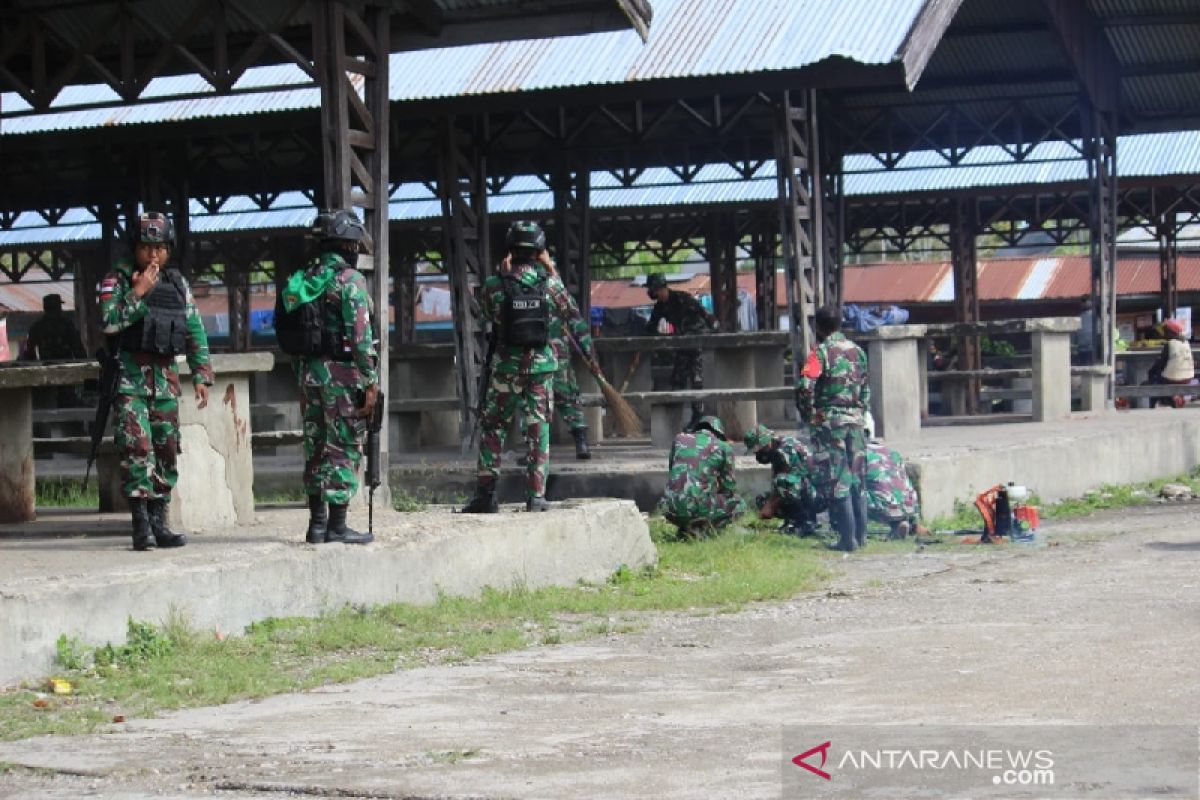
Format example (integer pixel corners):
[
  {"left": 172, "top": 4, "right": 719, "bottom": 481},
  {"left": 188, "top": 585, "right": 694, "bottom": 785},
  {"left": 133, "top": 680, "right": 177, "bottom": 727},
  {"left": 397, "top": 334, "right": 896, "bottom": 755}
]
[
  {"left": 279, "top": 209, "right": 379, "bottom": 545},
  {"left": 658, "top": 415, "right": 745, "bottom": 538},
  {"left": 98, "top": 210, "right": 214, "bottom": 551}
]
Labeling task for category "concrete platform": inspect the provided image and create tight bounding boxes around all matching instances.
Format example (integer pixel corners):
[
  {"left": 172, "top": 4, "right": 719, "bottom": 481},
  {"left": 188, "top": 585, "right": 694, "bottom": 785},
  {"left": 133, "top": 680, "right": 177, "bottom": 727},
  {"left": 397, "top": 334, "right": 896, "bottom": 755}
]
[{"left": 0, "top": 500, "right": 654, "bottom": 688}]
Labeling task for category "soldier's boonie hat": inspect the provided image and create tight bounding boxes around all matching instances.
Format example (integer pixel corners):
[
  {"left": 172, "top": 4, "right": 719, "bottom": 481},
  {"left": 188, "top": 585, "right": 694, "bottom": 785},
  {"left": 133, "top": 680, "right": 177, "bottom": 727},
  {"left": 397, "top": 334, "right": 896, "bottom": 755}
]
[
  {"left": 136, "top": 211, "right": 175, "bottom": 246},
  {"left": 693, "top": 415, "right": 726, "bottom": 440},
  {"left": 743, "top": 423, "right": 773, "bottom": 452},
  {"left": 645, "top": 273, "right": 668, "bottom": 291},
  {"left": 505, "top": 220, "right": 547, "bottom": 251}
]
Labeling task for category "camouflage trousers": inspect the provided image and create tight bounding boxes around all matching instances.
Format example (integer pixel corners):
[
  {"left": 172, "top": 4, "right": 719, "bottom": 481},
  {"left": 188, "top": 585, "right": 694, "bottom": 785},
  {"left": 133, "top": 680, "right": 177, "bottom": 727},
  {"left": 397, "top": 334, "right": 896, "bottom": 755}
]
[
  {"left": 552, "top": 362, "right": 586, "bottom": 431},
  {"left": 670, "top": 348, "right": 704, "bottom": 418},
  {"left": 811, "top": 424, "right": 867, "bottom": 501},
  {"left": 478, "top": 370, "right": 554, "bottom": 499},
  {"left": 301, "top": 381, "right": 366, "bottom": 505},
  {"left": 660, "top": 491, "right": 744, "bottom": 533},
  {"left": 114, "top": 392, "right": 180, "bottom": 499}
]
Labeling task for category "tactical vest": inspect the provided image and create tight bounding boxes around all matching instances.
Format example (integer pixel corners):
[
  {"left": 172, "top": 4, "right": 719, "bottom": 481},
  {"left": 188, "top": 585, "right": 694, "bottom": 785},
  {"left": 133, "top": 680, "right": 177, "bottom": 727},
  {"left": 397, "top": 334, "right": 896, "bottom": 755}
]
[
  {"left": 501, "top": 271, "right": 549, "bottom": 348},
  {"left": 119, "top": 268, "right": 188, "bottom": 356}
]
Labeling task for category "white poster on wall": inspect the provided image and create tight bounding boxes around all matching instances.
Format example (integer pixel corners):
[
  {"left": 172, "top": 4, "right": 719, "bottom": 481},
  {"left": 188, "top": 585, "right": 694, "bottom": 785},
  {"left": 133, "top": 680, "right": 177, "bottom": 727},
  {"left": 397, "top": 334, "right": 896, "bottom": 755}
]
[{"left": 1177, "top": 307, "right": 1193, "bottom": 339}]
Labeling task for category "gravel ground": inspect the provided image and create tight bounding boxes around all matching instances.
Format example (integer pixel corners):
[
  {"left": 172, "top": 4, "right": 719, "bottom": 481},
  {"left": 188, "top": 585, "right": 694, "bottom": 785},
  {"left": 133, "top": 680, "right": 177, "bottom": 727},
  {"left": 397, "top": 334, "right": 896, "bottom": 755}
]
[{"left": 2, "top": 503, "right": 1198, "bottom": 799}]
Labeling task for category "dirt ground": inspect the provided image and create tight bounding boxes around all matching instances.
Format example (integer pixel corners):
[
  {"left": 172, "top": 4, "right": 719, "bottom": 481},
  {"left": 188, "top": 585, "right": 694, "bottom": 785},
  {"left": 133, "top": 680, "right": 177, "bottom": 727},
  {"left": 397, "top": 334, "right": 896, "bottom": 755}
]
[{"left": 1, "top": 503, "right": 1198, "bottom": 800}]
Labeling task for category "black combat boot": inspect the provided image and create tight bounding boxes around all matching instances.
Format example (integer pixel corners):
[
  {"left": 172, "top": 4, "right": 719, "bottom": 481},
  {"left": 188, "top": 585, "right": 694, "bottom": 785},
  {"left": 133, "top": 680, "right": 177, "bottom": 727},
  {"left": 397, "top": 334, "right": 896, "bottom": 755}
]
[
  {"left": 306, "top": 495, "right": 328, "bottom": 544},
  {"left": 526, "top": 496, "right": 551, "bottom": 512},
  {"left": 326, "top": 503, "right": 373, "bottom": 545},
  {"left": 571, "top": 427, "right": 591, "bottom": 460},
  {"left": 148, "top": 496, "right": 187, "bottom": 548},
  {"left": 461, "top": 477, "right": 499, "bottom": 514},
  {"left": 851, "top": 487, "right": 869, "bottom": 550},
  {"left": 130, "top": 498, "right": 154, "bottom": 551},
  {"left": 830, "top": 495, "right": 857, "bottom": 553}
]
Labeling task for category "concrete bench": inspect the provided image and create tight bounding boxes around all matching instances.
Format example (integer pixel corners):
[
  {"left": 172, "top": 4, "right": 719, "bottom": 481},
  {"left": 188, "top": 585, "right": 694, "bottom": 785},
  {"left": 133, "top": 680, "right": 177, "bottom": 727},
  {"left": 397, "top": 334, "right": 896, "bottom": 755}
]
[
  {"left": 1115, "top": 383, "right": 1200, "bottom": 401},
  {"left": 622, "top": 387, "right": 793, "bottom": 448}
]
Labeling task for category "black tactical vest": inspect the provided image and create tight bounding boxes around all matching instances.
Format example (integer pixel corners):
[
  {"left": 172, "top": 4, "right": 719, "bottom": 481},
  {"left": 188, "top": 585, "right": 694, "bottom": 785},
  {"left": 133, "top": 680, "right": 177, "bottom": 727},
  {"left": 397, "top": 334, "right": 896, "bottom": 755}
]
[
  {"left": 501, "top": 271, "right": 549, "bottom": 348},
  {"left": 119, "top": 268, "right": 189, "bottom": 356}
]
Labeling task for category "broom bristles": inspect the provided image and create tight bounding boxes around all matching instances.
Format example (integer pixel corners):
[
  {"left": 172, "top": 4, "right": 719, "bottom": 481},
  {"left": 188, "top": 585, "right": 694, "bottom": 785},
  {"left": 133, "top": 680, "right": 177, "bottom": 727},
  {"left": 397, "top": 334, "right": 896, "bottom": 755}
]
[{"left": 599, "top": 379, "right": 644, "bottom": 437}]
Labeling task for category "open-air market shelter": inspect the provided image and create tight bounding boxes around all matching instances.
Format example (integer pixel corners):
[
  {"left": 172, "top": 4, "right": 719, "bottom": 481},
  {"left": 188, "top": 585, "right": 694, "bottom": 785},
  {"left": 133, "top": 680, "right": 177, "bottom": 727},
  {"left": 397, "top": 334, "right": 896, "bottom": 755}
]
[{"left": 5, "top": 0, "right": 1200, "bottom": 443}]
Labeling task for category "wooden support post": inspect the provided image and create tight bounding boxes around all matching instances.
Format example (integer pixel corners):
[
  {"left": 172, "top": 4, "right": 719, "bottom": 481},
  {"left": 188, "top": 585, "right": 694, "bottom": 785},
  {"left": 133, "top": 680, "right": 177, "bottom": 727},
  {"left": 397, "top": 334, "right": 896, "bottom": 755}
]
[
  {"left": 950, "top": 197, "right": 981, "bottom": 415},
  {"left": 706, "top": 214, "right": 739, "bottom": 332},
  {"left": 1085, "top": 105, "right": 1118, "bottom": 381},
  {"left": 1157, "top": 211, "right": 1179, "bottom": 320}
]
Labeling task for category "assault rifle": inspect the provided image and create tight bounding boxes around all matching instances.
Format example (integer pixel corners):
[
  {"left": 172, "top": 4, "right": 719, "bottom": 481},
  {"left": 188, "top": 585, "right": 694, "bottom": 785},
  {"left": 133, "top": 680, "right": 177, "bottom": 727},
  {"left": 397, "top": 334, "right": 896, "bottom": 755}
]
[
  {"left": 365, "top": 390, "right": 385, "bottom": 537},
  {"left": 84, "top": 346, "right": 121, "bottom": 488}
]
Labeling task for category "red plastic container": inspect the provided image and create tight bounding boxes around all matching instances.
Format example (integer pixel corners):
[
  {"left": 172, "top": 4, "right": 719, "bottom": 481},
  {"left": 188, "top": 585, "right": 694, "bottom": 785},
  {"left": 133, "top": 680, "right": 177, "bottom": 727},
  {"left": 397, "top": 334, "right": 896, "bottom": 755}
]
[{"left": 1014, "top": 505, "right": 1040, "bottom": 531}]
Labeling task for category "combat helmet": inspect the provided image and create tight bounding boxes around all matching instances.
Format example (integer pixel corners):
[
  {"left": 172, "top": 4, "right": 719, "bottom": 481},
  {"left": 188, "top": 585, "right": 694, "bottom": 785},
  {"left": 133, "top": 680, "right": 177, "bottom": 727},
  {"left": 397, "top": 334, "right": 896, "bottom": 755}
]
[
  {"left": 645, "top": 273, "right": 668, "bottom": 291},
  {"left": 312, "top": 209, "right": 367, "bottom": 246},
  {"left": 505, "top": 220, "right": 547, "bottom": 252},
  {"left": 135, "top": 211, "right": 175, "bottom": 247},
  {"left": 692, "top": 415, "right": 726, "bottom": 440},
  {"left": 743, "top": 423, "right": 774, "bottom": 453}
]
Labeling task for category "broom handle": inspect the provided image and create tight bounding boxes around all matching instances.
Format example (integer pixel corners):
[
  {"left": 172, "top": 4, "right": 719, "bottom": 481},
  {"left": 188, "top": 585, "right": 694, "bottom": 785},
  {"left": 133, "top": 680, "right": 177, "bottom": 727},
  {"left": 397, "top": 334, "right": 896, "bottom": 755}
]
[
  {"left": 566, "top": 334, "right": 607, "bottom": 386},
  {"left": 619, "top": 351, "right": 642, "bottom": 394}
]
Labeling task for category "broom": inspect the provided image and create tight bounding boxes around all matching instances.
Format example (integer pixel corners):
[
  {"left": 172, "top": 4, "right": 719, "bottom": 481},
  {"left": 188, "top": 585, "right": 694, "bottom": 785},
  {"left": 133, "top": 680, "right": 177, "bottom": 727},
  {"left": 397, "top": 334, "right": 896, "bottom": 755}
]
[{"left": 567, "top": 335, "right": 644, "bottom": 437}]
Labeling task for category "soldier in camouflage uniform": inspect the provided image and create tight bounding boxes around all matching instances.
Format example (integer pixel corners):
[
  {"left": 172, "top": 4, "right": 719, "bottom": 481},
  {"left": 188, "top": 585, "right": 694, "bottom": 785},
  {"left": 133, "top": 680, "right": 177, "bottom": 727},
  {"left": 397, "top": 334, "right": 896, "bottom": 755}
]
[
  {"left": 98, "top": 211, "right": 214, "bottom": 551},
  {"left": 522, "top": 258, "right": 592, "bottom": 460},
  {"left": 21, "top": 294, "right": 86, "bottom": 361},
  {"left": 462, "top": 221, "right": 594, "bottom": 513},
  {"left": 644, "top": 273, "right": 718, "bottom": 428},
  {"left": 865, "top": 441, "right": 920, "bottom": 538},
  {"left": 282, "top": 209, "right": 378, "bottom": 545},
  {"left": 796, "top": 305, "right": 871, "bottom": 552},
  {"left": 659, "top": 415, "right": 745, "bottom": 537},
  {"left": 743, "top": 423, "right": 820, "bottom": 536}
]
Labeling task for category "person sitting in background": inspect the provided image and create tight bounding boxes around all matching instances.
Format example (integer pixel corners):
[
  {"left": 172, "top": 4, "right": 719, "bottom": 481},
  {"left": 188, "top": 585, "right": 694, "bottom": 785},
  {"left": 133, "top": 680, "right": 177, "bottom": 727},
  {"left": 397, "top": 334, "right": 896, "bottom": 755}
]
[
  {"left": 20, "top": 294, "right": 86, "bottom": 361},
  {"left": 659, "top": 415, "right": 745, "bottom": 538},
  {"left": 1146, "top": 318, "right": 1195, "bottom": 407}
]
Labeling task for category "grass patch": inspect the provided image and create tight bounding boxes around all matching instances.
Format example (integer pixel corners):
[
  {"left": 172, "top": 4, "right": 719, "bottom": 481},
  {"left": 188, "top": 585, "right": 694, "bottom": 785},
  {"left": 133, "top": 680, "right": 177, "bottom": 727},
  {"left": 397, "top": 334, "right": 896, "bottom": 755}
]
[
  {"left": 0, "top": 515, "right": 828, "bottom": 742},
  {"left": 253, "top": 488, "right": 307, "bottom": 505},
  {"left": 34, "top": 478, "right": 98, "bottom": 509}
]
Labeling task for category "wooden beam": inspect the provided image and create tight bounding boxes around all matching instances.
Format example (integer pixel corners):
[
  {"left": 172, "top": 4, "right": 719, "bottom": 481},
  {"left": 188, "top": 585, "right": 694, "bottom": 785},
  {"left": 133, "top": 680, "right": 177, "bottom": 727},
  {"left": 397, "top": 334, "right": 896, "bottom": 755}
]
[{"left": 1044, "top": 0, "right": 1120, "bottom": 113}]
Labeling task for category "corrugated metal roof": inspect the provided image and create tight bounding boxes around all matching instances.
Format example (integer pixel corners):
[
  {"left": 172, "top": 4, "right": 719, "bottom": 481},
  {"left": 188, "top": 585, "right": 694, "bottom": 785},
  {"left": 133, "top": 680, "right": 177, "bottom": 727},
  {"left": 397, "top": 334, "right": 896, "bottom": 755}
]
[{"left": 3, "top": 0, "right": 930, "bottom": 135}]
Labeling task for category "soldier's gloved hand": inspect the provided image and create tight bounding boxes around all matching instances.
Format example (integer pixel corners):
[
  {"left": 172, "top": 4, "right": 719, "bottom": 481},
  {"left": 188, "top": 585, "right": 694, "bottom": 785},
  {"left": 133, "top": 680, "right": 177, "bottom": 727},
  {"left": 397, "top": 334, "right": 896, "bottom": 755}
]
[
  {"left": 359, "top": 384, "right": 379, "bottom": 419},
  {"left": 194, "top": 383, "right": 209, "bottom": 410}
]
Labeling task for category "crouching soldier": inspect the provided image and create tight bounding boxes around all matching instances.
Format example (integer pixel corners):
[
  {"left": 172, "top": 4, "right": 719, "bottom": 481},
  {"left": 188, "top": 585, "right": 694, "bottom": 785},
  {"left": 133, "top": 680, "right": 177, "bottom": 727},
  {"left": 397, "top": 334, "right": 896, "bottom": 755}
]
[
  {"left": 98, "top": 211, "right": 214, "bottom": 551},
  {"left": 864, "top": 441, "right": 921, "bottom": 539},
  {"left": 659, "top": 416, "right": 745, "bottom": 538},
  {"left": 743, "top": 424, "right": 820, "bottom": 536},
  {"left": 278, "top": 209, "right": 379, "bottom": 545}
]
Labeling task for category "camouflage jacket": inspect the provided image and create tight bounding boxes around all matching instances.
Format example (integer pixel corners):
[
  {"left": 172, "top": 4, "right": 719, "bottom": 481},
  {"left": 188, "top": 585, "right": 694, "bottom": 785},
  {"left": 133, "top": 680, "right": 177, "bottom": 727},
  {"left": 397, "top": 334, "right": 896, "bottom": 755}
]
[
  {"left": 481, "top": 260, "right": 590, "bottom": 375},
  {"left": 796, "top": 331, "right": 870, "bottom": 428},
  {"left": 770, "top": 435, "right": 813, "bottom": 502},
  {"left": 865, "top": 441, "right": 919, "bottom": 518},
  {"left": 663, "top": 429, "right": 740, "bottom": 504},
  {"left": 539, "top": 267, "right": 595, "bottom": 366},
  {"left": 291, "top": 252, "right": 379, "bottom": 390},
  {"left": 646, "top": 290, "right": 715, "bottom": 335},
  {"left": 98, "top": 258, "right": 214, "bottom": 398}
]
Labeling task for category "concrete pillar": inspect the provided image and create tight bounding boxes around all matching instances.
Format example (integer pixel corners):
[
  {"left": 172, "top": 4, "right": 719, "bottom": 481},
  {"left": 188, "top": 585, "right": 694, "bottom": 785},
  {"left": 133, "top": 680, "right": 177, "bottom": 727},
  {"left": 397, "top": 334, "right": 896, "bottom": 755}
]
[
  {"left": 0, "top": 387, "right": 34, "bottom": 523},
  {"left": 753, "top": 345, "right": 787, "bottom": 423},
  {"left": 1032, "top": 331, "right": 1072, "bottom": 422},
  {"left": 651, "top": 403, "right": 685, "bottom": 449},
  {"left": 917, "top": 339, "right": 930, "bottom": 419},
  {"left": 866, "top": 337, "right": 921, "bottom": 442},
  {"left": 1078, "top": 370, "right": 1109, "bottom": 413},
  {"left": 712, "top": 345, "right": 756, "bottom": 443}
]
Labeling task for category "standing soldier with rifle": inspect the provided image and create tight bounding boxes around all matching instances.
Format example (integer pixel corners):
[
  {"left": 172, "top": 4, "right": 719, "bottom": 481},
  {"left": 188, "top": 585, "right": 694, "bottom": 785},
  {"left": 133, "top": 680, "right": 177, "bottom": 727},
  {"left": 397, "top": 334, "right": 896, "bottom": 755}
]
[
  {"left": 97, "top": 211, "right": 214, "bottom": 551},
  {"left": 277, "top": 209, "right": 379, "bottom": 545},
  {"left": 461, "top": 221, "right": 595, "bottom": 513}
]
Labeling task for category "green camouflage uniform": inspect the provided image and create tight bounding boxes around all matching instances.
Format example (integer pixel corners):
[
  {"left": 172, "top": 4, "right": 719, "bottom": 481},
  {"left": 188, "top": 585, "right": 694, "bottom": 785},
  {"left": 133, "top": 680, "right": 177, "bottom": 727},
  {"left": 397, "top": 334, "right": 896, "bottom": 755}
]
[
  {"left": 285, "top": 252, "right": 378, "bottom": 506},
  {"left": 796, "top": 331, "right": 871, "bottom": 501},
  {"left": 478, "top": 260, "right": 592, "bottom": 499},
  {"left": 745, "top": 423, "right": 819, "bottom": 526},
  {"left": 646, "top": 290, "right": 716, "bottom": 417},
  {"left": 659, "top": 429, "right": 745, "bottom": 532},
  {"left": 547, "top": 298, "right": 588, "bottom": 432},
  {"left": 865, "top": 441, "right": 920, "bottom": 524},
  {"left": 98, "top": 259, "right": 213, "bottom": 499}
]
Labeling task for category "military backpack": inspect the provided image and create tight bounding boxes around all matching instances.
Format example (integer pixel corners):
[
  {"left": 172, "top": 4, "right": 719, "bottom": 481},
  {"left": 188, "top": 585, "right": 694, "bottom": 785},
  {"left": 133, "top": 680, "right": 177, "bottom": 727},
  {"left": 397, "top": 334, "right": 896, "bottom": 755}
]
[{"left": 500, "top": 271, "right": 549, "bottom": 348}]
